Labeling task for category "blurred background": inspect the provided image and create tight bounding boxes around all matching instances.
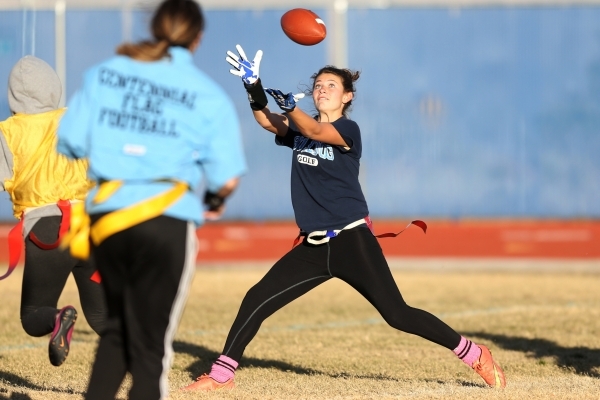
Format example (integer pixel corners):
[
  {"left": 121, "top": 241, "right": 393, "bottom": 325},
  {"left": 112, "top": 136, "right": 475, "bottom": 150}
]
[{"left": 1, "top": 0, "right": 599, "bottom": 260}]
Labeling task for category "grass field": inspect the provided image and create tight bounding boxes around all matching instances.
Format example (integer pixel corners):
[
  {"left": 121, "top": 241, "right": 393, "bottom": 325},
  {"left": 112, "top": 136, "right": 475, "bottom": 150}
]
[{"left": 1, "top": 258, "right": 600, "bottom": 399}]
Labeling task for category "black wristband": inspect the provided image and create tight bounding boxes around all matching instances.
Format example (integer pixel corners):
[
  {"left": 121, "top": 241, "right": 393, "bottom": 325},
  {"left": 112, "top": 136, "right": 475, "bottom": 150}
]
[
  {"left": 204, "top": 191, "right": 225, "bottom": 211},
  {"left": 244, "top": 78, "right": 268, "bottom": 111}
]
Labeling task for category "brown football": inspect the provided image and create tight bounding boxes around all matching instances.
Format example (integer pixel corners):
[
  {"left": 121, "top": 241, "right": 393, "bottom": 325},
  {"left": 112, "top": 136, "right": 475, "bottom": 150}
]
[{"left": 281, "top": 8, "right": 327, "bottom": 46}]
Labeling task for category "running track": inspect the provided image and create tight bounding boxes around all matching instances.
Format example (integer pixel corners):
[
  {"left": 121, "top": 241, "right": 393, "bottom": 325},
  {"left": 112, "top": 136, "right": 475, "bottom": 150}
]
[{"left": 1, "top": 219, "right": 598, "bottom": 264}]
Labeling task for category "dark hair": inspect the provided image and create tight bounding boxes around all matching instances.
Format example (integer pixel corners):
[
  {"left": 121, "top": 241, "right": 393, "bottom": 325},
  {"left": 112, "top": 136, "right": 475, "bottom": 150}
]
[
  {"left": 116, "top": 0, "right": 205, "bottom": 61},
  {"left": 309, "top": 66, "right": 360, "bottom": 117}
]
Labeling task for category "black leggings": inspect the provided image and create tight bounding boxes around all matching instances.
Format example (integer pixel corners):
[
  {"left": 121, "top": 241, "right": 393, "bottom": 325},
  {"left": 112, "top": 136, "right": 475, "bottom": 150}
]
[
  {"left": 222, "top": 226, "right": 461, "bottom": 361},
  {"left": 85, "top": 216, "right": 197, "bottom": 400},
  {"left": 20, "top": 216, "right": 106, "bottom": 337}
]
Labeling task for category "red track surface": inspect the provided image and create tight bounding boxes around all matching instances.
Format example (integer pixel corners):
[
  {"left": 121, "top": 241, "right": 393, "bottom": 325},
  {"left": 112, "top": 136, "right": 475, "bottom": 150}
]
[{"left": 3, "top": 220, "right": 597, "bottom": 265}]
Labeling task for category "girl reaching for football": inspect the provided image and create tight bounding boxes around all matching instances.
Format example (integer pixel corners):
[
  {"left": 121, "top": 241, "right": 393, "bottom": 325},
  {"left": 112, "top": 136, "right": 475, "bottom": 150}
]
[{"left": 183, "top": 44, "right": 506, "bottom": 392}]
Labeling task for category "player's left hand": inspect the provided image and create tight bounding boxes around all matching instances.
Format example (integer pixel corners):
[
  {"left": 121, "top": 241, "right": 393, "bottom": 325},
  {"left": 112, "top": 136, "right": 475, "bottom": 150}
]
[
  {"left": 265, "top": 88, "right": 305, "bottom": 111},
  {"left": 204, "top": 206, "right": 225, "bottom": 221},
  {"left": 226, "top": 44, "right": 262, "bottom": 85},
  {"left": 203, "top": 190, "right": 226, "bottom": 221}
]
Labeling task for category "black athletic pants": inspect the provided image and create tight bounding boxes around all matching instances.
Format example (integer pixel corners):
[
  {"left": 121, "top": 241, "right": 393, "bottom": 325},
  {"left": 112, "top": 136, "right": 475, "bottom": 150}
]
[
  {"left": 20, "top": 216, "right": 106, "bottom": 337},
  {"left": 85, "top": 216, "right": 197, "bottom": 400},
  {"left": 222, "top": 225, "right": 462, "bottom": 361}
]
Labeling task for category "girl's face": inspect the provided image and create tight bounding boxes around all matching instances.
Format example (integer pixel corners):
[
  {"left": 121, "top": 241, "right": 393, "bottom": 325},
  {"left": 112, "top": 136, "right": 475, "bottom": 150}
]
[{"left": 312, "top": 73, "right": 352, "bottom": 115}]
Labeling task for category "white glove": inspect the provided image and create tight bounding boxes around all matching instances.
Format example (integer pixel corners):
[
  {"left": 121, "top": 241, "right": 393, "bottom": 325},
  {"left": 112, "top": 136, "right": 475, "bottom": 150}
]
[{"left": 226, "top": 44, "right": 263, "bottom": 85}]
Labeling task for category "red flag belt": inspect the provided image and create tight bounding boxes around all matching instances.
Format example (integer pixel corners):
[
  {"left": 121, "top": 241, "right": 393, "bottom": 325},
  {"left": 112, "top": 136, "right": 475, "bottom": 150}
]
[{"left": 0, "top": 200, "right": 100, "bottom": 283}]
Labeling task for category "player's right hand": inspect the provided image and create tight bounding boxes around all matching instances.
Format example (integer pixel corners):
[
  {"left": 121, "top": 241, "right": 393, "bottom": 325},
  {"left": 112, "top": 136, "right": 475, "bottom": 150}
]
[{"left": 226, "top": 44, "right": 262, "bottom": 85}]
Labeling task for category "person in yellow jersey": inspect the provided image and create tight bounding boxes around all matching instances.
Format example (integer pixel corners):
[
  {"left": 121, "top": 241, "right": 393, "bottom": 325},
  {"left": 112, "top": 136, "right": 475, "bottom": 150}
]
[{"left": 0, "top": 55, "right": 107, "bottom": 367}]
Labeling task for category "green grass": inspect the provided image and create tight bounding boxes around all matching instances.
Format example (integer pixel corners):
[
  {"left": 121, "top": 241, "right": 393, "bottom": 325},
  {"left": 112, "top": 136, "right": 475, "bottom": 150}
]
[{"left": 1, "top": 258, "right": 600, "bottom": 399}]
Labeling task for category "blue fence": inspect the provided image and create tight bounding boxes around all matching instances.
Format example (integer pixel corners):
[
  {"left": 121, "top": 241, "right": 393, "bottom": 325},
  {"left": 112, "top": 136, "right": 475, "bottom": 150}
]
[{"left": 1, "top": 6, "right": 599, "bottom": 222}]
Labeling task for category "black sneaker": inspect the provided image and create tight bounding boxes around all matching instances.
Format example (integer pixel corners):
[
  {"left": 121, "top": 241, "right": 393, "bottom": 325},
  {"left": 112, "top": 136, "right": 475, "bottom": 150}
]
[{"left": 49, "top": 305, "right": 77, "bottom": 366}]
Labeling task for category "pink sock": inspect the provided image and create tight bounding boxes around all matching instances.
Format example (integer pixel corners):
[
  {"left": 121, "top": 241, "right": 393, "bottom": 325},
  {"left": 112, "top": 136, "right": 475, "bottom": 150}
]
[
  {"left": 209, "top": 355, "right": 238, "bottom": 383},
  {"left": 453, "top": 336, "right": 482, "bottom": 367}
]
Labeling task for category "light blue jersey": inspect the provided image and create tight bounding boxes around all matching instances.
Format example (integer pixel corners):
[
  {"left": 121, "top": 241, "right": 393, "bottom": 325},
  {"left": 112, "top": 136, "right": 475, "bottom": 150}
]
[{"left": 57, "top": 47, "right": 246, "bottom": 226}]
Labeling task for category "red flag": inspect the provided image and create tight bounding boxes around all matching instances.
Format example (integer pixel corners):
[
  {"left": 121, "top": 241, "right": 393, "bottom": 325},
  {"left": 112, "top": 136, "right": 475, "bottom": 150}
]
[{"left": 373, "top": 219, "right": 427, "bottom": 238}]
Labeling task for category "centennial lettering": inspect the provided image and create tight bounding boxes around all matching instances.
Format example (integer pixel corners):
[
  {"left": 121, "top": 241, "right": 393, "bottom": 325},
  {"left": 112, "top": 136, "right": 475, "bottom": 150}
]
[{"left": 96, "top": 68, "right": 197, "bottom": 137}]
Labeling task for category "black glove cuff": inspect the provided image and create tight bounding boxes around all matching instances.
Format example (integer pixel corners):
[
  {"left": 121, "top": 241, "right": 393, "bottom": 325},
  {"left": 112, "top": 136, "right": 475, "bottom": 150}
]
[
  {"left": 204, "top": 191, "right": 225, "bottom": 211},
  {"left": 244, "top": 78, "right": 268, "bottom": 111}
]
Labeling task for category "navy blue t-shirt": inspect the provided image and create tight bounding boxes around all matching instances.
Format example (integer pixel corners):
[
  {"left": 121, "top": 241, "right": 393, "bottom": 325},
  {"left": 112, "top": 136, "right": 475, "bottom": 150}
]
[{"left": 275, "top": 116, "right": 369, "bottom": 232}]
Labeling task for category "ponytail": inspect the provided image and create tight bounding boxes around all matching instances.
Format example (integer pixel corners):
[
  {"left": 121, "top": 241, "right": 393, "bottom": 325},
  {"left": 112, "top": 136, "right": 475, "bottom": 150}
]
[{"left": 115, "top": 0, "right": 204, "bottom": 62}]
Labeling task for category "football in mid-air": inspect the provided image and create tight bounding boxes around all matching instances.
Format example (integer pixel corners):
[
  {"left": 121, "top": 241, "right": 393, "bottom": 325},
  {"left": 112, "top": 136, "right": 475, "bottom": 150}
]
[{"left": 280, "top": 8, "right": 326, "bottom": 46}]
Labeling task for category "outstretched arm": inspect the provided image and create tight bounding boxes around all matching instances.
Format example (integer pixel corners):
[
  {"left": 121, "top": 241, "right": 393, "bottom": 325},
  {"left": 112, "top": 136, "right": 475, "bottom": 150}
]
[
  {"left": 248, "top": 85, "right": 289, "bottom": 136},
  {"left": 265, "top": 89, "right": 348, "bottom": 147},
  {"left": 286, "top": 107, "right": 348, "bottom": 147},
  {"left": 226, "top": 45, "right": 289, "bottom": 136}
]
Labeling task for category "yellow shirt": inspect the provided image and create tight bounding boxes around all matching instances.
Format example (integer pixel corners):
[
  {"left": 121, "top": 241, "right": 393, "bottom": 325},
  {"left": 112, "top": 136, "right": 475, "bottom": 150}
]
[{"left": 0, "top": 109, "right": 93, "bottom": 219}]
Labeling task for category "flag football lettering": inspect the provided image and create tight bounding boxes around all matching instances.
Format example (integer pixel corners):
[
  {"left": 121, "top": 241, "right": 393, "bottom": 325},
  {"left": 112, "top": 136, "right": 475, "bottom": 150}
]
[{"left": 280, "top": 8, "right": 327, "bottom": 46}]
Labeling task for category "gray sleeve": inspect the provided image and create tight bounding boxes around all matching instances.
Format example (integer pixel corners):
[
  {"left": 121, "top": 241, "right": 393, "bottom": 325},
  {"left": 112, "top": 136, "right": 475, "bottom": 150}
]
[{"left": 0, "top": 129, "right": 14, "bottom": 191}]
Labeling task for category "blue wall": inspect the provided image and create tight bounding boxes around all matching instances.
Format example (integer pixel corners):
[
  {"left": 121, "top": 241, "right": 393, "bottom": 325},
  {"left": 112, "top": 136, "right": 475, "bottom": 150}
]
[
  {"left": 349, "top": 7, "right": 600, "bottom": 218},
  {"left": 1, "top": 7, "right": 599, "bottom": 222}
]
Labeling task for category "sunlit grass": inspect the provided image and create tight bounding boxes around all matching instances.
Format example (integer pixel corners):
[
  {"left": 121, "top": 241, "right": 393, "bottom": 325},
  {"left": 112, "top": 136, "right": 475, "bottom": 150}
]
[{"left": 1, "top": 259, "right": 600, "bottom": 399}]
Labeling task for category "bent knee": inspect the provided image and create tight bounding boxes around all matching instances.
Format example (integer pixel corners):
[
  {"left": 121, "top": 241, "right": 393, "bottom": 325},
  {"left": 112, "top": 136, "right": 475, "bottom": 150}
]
[{"left": 21, "top": 311, "right": 54, "bottom": 337}]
